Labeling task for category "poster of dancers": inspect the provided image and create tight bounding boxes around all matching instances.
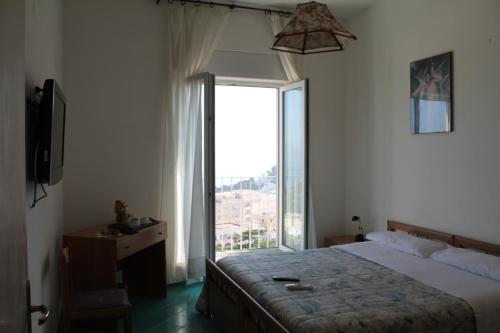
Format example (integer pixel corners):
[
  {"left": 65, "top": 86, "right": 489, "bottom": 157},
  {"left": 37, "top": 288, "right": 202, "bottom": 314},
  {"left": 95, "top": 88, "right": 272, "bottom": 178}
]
[{"left": 410, "top": 52, "right": 453, "bottom": 134}]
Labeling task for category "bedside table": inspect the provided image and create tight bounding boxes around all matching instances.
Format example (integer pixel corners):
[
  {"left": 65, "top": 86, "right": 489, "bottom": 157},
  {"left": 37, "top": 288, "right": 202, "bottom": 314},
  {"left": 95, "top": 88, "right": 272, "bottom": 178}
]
[{"left": 324, "top": 235, "right": 357, "bottom": 247}]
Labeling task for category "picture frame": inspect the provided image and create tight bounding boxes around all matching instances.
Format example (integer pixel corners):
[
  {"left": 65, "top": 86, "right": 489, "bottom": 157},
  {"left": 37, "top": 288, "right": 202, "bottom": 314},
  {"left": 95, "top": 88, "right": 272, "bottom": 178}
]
[{"left": 410, "top": 52, "right": 453, "bottom": 134}]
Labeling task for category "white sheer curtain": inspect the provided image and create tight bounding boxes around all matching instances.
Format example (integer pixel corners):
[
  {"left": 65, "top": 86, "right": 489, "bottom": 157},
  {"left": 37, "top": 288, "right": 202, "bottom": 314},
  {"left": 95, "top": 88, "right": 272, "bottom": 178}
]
[
  {"left": 161, "top": 5, "right": 231, "bottom": 283},
  {"left": 268, "top": 14, "right": 317, "bottom": 249}
]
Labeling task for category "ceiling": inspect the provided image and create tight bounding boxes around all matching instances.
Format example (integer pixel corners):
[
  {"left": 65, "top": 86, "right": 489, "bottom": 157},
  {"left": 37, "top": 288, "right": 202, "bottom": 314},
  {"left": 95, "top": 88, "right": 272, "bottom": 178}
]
[{"left": 238, "top": 0, "right": 375, "bottom": 18}]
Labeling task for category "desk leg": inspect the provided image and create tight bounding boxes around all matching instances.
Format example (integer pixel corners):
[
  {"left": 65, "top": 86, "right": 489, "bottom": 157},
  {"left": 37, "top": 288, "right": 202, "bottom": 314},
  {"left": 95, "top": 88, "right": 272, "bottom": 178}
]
[{"left": 123, "top": 240, "right": 167, "bottom": 298}]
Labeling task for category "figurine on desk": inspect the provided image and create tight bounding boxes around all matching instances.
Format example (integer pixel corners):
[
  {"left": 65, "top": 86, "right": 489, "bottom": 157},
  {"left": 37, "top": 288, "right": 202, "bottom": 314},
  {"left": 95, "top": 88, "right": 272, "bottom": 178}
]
[
  {"left": 115, "top": 200, "right": 131, "bottom": 225},
  {"left": 110, "top": 200, "right": 158, "bottom": 234}
]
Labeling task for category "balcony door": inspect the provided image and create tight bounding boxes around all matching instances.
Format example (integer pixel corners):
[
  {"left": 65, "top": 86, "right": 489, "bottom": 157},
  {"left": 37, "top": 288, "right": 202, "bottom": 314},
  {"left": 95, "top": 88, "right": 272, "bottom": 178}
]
[
  {"left": 204, "top": 77, "right": 309, "bottom": 260},
  {"left": 279, "top": 80, "right": 309, "bottom": 251}
]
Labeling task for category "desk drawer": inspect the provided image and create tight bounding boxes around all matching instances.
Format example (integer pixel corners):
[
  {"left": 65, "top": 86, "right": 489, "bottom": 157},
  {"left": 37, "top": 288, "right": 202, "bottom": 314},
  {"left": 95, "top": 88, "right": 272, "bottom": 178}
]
[{"left": 117, "top": 223, "right": 166, "bottom": 260}]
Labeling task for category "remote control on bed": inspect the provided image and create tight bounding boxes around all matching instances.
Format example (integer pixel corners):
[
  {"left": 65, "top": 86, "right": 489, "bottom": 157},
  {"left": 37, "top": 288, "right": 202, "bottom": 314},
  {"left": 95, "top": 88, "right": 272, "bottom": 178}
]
[
  {"left": 286, "top": 283, "right": 314, "bottom": 291},
  {"left": 272, "top": 276, "right": 300, "bottom": 282}
]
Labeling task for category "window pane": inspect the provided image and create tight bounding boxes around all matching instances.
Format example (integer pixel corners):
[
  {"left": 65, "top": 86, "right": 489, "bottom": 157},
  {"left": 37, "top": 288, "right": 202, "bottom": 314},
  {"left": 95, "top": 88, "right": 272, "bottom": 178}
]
[
  {"left": 282, "top": 87, "right": 305, "bottom": 251},
  {"left": 215, "top": 85, "right": 278, "bottom": 260}
]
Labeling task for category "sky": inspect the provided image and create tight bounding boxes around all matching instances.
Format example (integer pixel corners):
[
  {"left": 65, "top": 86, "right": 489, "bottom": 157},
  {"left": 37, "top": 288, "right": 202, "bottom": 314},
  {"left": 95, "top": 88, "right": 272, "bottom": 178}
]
[{"left": 215, "top": 85, "right": 277, "bottom": 183}]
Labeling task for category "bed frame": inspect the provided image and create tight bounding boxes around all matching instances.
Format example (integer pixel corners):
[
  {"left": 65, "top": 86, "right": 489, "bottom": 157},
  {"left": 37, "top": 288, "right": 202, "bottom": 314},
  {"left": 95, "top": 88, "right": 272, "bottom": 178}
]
[{"left": 205, "top": 220, "right": 500, "bottom": 333}]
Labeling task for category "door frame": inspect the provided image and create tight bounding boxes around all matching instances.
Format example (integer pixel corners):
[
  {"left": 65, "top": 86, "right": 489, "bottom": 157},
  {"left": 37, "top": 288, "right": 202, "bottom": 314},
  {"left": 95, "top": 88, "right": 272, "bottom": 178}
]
[
  {"left": 201, "top": 73, "right": 216, "bottom": 261},
  {"left": 206, "top": 76, "right": 286, "bottom": 260}
]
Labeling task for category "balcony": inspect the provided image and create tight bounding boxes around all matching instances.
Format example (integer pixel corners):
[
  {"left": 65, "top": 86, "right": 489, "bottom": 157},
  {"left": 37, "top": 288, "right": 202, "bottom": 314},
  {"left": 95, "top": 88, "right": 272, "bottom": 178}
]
[{"left": 215, "top": 176, "right": 277, "bottom": 260}]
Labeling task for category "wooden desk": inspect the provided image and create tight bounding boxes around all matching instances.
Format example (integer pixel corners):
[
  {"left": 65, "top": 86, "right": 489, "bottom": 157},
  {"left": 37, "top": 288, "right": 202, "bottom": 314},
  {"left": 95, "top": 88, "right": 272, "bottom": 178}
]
[{"left": 63, "top": 221, "right": 167, "bottom": 298}]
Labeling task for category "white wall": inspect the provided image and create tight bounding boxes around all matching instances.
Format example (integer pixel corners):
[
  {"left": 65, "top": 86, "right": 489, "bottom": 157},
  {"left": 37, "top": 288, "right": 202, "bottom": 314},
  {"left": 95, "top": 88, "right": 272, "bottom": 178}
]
[
  {"left": 25, "top": 0, "right": 65, "bottom": 331},
  {"left": 304, "top": 53, "right": 346, "bottom": 243},
  {"left": 63, "top": 0, "right": 166, "bottom": 233},
  {"left": 344, "top": 0, "right": 500, "bottom": 242}
]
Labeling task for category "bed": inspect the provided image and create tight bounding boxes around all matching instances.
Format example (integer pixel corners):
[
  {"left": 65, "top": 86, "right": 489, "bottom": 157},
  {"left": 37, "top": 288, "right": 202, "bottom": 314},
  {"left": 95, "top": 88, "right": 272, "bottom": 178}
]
[{"left": 204, "top": 220, "right": 500, "bottom": 333}]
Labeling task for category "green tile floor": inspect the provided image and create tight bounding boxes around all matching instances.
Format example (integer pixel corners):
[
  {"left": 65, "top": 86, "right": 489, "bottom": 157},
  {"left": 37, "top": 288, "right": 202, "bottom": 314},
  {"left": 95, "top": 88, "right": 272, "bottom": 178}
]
[
  {"left": 74, "top": 283, "right": 221, "bottom": 333},
  {"left": 132, "top": 283, "right": 220, "bottom": 333}
]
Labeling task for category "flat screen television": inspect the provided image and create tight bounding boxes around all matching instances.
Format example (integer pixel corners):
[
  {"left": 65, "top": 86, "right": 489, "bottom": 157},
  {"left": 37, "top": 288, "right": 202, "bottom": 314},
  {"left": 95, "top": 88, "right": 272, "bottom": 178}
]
[{"left": 36, "top": 79, "right": 66, "bottom": 185}]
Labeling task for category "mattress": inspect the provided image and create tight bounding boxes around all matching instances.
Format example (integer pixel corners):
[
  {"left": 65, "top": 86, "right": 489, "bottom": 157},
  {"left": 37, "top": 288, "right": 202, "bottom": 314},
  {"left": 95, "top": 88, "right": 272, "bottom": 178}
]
[{"left": 216, "top": 246, "right": 476, "bottom": 333}]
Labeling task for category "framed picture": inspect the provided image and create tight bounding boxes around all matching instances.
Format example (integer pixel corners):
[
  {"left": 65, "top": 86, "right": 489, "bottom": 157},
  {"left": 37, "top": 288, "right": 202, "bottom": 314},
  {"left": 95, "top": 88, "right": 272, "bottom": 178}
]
[{"left": 410, "top": 52, "right": 453, "bottom": 134}]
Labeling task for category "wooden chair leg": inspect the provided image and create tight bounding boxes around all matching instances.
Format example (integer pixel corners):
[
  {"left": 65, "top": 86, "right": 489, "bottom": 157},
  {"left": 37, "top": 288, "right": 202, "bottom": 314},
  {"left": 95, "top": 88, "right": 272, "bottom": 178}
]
[{"left": 124, "top": 307, "right": 132, "bottom": 333}]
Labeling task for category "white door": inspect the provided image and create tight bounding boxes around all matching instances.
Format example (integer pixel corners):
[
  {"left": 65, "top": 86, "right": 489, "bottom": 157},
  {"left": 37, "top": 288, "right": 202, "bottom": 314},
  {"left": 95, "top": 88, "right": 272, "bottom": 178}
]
[
  {"left": 1, "top": 0, "right": 49, "bottom": 331},
  {"left": 279, "top": 80, "right": 309, "bottom": 251}
]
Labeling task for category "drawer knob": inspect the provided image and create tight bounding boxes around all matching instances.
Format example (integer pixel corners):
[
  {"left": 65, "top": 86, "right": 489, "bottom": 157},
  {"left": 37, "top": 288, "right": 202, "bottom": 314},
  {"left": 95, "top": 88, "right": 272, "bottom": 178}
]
[
  {"left": 124, "top": 246, "right": 130, "bottom": 249},
  {"left": 158, "top": 232, "right": 163, "bottom": 235}
]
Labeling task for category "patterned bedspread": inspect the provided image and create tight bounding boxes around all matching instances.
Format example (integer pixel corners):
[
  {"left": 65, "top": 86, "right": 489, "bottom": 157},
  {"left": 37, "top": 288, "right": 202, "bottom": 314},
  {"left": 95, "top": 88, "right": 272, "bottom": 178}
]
[{"left": 216, "top": 248, "right": 476, "bottom": 333}]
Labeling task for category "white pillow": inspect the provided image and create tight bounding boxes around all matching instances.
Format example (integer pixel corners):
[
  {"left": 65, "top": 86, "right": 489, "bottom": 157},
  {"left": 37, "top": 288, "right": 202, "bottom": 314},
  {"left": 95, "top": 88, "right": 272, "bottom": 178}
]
[
  {"left": 366, "top": 231, "right": 447, "bottom": 258},
  {"left": 431, "top": 247, "right": 500, "bottom": 282},
  {"left": 366, "top": 231, "right": 400, "bottom": 243}
]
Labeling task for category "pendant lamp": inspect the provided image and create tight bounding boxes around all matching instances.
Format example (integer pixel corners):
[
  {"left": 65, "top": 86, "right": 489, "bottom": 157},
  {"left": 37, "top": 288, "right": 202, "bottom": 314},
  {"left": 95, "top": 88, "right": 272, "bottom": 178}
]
[{"left": 272, "top": 1, "right": 357, "bottom": 54}]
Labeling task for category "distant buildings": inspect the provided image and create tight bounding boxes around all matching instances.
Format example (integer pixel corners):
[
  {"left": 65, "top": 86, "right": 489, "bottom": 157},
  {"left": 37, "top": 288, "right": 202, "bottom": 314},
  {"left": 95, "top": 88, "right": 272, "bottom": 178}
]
[{"left": 215, "top": 177, "right": 277, "bottom": 255}]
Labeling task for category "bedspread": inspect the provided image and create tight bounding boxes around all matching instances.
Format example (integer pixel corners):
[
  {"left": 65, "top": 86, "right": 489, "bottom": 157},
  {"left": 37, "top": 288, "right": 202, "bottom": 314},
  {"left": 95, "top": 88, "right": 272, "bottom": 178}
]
[{"left": 216, "top": 248, "right": 476, "bottom": 333}]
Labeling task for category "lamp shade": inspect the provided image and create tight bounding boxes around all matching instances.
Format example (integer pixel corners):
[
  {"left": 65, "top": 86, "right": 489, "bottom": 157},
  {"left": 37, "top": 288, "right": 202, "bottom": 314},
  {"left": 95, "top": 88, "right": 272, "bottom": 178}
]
[{"left": 271, "top": 1, "right": 357, "bottom": 54}]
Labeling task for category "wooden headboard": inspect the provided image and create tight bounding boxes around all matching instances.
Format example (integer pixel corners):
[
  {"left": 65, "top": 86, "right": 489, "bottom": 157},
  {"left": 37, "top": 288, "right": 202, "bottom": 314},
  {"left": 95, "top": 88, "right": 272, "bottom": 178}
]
[{"left": 387, "top": 220, "right": 500, "bottom": 256}]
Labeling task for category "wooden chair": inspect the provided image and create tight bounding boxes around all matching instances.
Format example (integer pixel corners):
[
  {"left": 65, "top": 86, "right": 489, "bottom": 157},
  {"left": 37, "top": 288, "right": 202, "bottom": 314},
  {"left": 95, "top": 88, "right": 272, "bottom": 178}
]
[{"left": 60, "top": 247, "right": 132, "bottom": 333}]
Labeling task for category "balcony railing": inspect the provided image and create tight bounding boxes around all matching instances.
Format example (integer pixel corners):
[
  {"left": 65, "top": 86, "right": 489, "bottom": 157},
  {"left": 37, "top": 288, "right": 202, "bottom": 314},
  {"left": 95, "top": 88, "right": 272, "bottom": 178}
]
[{"left": 215, "top": 176, "right": 277, "bottom": 259}]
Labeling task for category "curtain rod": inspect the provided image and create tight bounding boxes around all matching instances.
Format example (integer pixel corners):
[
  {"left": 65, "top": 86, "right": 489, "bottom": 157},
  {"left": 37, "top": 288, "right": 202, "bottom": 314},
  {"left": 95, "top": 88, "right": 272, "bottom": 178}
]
[{"left": 156, "top": 0, "right": 293, "bottom": 16}]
